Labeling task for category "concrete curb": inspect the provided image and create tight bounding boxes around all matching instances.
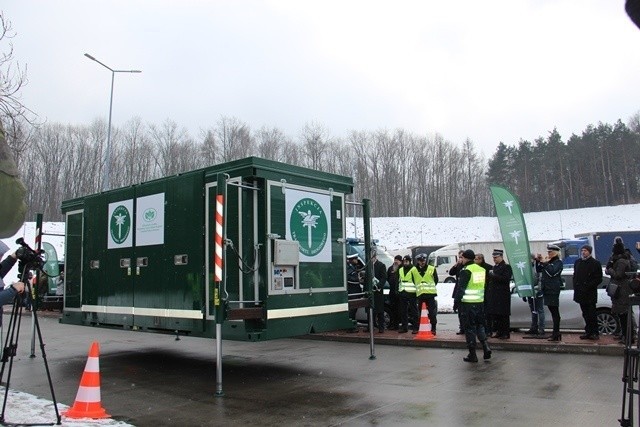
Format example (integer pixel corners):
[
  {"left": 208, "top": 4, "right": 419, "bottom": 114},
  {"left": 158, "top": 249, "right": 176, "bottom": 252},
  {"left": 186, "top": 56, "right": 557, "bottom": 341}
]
[{"left": 301, "top": 331, "right": 625, "bottom": 356}]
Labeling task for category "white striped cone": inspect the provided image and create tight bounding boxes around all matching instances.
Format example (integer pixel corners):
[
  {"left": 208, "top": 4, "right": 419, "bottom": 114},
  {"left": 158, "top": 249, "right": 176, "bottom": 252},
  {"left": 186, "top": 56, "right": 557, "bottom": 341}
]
[
  {"left": 415, "top": 302, "right": 435, "bottom": 340},
  {"left": 63, "top": 341, "right": 110, "bottom": 419}
]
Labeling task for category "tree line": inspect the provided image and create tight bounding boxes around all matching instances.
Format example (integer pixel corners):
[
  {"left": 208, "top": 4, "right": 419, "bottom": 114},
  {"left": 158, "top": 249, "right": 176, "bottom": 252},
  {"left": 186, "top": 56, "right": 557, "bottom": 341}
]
[
  {"left": 7, "top": 116, "right": 492, "bottom": 221},
  {"left": 8, "top": 112, "right": 640, "bottom": 223},
  {"left": 487, "top": 114, "right": 640, "bottom": 212}
]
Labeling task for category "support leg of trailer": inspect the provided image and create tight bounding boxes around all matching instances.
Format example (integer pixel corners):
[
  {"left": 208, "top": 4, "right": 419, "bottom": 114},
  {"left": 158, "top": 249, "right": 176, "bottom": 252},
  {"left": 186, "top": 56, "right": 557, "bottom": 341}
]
[{"left": 215, "top": 324, "right": 224, "bottom": 397}]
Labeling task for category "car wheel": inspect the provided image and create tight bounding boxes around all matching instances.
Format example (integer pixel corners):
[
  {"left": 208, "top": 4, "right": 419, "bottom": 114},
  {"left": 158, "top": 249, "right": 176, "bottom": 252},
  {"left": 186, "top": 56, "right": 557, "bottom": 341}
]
[
  {"left": 444, "top": 277, "right": 456, "bottom": 284},
  {"left": 597, "top": 309, "right": 619, "bottom": 335}
]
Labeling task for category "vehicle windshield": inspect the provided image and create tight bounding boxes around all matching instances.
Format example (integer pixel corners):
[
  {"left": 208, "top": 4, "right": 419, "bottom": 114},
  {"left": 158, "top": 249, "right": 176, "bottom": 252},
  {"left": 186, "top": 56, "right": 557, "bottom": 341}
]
[{"left": 346, "top": 240, "right": 395, "bottom": 269}]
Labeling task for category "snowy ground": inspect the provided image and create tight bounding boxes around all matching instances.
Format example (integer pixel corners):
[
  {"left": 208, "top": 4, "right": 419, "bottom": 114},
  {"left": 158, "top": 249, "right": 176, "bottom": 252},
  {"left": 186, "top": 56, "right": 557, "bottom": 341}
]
[{"left": 0, "top": 389, "right": 133, "bottom": 426}]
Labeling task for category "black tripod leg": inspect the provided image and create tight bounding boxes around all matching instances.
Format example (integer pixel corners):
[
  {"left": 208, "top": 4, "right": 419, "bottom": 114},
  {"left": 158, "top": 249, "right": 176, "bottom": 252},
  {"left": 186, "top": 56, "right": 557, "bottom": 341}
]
[
  {"left": 0, "top": 298, "right": 23, "bottom": 424},
  {"left": 31, "top": 311, "right": 61, "bottom": 424}
]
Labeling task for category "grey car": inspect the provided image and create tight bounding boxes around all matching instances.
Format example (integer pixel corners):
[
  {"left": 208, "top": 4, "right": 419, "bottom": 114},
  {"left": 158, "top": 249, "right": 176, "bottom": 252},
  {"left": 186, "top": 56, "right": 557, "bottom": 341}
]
[{"left": 509, "top": 269, "right": 619, "bottom": 335}]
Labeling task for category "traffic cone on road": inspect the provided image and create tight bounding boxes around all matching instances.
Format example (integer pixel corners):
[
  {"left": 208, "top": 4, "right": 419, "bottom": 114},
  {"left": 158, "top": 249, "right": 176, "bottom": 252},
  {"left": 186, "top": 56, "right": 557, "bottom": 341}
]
[
  {"left": 63, "top": 341, "right": 110, "bottom": 419},
  {"left": 414, "top": 302, "right": 435, "bottom": 340}
]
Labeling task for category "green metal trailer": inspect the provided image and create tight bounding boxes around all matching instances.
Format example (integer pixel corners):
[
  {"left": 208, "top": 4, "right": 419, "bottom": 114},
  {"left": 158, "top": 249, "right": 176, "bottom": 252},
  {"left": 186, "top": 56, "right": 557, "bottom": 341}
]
[{"left": 60, "top": 157, "right": 373, "bottom": 345}]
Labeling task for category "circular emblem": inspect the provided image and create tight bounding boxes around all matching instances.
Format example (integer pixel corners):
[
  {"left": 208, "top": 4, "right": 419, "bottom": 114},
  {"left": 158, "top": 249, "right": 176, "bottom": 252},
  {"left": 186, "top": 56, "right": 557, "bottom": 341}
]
[
  {"left": 143, "top": 208, "right": 157, "bottom": 222},
  {"left": 290, "top": 198, "right": 328, "bottom": 257},
  {"left": 110, "top": 205, "right": 131, "bottom": 244}
]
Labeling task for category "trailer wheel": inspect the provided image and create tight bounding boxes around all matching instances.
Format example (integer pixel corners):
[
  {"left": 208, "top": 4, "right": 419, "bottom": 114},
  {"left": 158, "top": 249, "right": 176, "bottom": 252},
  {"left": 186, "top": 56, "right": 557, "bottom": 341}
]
[{"left": 444, "top": 277, "right": 456, "bottom": 283}]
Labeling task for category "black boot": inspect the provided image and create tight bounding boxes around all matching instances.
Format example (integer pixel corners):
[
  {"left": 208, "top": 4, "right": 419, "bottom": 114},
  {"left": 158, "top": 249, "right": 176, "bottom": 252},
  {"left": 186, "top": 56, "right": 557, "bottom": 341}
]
[
  {"left": 481, "top": 341, "right": 492, "bottom": 360},
  {"left": 463, "top": 347, "right": 478, "bottom": 363},
  {"left": 548, "top": 332, "right": 562, "bottom": 341}
]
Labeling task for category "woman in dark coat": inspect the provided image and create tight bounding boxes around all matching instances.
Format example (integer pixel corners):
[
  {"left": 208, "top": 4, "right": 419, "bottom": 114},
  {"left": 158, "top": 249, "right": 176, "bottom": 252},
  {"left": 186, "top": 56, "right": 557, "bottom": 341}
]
[
  {"left": 607, "top": 244, "right": 636, "bottom": 343},
  {"left": 486, "top": 249, "right": 513, "bottom": 339},
  {"left": 536, "top": 244, "right": 564, "bottom": 341}
]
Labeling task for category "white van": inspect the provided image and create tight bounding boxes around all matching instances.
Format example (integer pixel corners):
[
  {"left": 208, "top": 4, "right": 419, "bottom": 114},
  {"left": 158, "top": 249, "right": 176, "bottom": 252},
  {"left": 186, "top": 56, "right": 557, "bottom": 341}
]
[{"left": 427, "top": 244, "right": 459, "bottom": 283}]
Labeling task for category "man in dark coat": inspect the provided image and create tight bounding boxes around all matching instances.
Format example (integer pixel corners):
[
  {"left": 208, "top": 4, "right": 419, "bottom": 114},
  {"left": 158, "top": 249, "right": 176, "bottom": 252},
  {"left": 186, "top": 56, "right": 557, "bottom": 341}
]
[
  {"left": 367, "top": 253, "right": 387, "bottom": 333},
  {"left": 346, "top": 253, "right": 363, "bottom": 331},
  {"left": 573, "top": 244, "right": 603, "bottom": 340},
  {"left": 386, "top": 255, "right": 402, "bottom": 330},
  {"left": 449, "top": 250, "right": 465, "bottom": 334},
  {"left": 486, "top": 249, "right": 513, "bottom": 339}
]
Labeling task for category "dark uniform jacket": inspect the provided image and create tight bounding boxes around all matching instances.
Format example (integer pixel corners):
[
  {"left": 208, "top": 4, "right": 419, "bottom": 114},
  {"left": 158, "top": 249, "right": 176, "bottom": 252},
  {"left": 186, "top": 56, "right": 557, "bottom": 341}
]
[
  {"left": 572, "top": 256, "right": 603, "bottom": 305},
  {"left": 536, "top": 256, "right": 563, "bottom": 307},
  {"left": 485, "top": 260, "right": 512, "bottom": 316},
  {"left": 372, "top": 260, "right": 387, "bottom": 314}
]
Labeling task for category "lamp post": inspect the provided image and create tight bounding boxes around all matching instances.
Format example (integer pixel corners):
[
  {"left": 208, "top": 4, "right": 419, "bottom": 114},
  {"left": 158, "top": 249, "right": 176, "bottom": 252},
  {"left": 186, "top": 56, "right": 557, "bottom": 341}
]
[{"left": 84, "top": 53, "right": 141, "bottom": 191}]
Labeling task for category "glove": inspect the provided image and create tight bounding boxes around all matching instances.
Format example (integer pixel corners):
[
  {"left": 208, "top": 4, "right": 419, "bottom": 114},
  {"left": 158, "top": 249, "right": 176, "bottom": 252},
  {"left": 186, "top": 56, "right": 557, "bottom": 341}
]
[{"left": 522, "top": 297, "right": 527, "bottom": 303}]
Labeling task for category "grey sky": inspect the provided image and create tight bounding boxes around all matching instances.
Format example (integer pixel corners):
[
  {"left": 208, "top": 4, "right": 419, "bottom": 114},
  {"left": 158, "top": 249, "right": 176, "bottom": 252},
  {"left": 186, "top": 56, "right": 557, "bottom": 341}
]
[{"left": 5, "top": 0, "right": 640, "bottom": 155}]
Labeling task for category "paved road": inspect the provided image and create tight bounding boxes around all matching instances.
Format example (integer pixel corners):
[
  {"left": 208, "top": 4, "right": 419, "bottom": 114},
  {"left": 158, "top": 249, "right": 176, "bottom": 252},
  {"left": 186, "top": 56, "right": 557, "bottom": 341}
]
[{"left": 2, "top": 312, "right": 627, "bottom": 426}]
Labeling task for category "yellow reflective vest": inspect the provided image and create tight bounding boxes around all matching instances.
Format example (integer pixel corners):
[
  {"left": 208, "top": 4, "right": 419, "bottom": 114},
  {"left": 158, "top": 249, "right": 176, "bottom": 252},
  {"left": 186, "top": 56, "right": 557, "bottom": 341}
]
[
  {"left": 461, "top": 263, "right": 486, "bottom": 303},
  {"left": 398, "top": 266, "right": 417, "bottom": 293},
  {"left": 415, "top": 265, "right": 437, "bottom": 296}
]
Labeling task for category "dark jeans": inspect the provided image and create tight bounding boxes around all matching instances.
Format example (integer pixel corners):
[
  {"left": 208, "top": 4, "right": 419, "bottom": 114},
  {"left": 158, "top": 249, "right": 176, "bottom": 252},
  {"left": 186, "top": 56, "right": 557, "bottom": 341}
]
[
  {"left": 389, "top": 291, "right": 400, "bottom": 328},
  {"left": 460, "top": 303, "right": 487, "bottom": 347},
  {"left": 527, "top": 295, "right": 545, "bottom": 333},
  {"left": 579, "top": 302, "right": 598, "bottom": 336},
  {"left": 399, "top": 291, "right": 418, "bottom": 331}
]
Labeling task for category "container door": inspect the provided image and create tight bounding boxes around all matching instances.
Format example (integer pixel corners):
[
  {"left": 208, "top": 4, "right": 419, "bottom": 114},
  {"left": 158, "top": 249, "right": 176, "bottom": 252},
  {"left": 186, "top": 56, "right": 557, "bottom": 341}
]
[
  {"left": 85, "top": 189, "right": 136, "bottom": 326},
  {"left": 132, "top": 174, "right": 205, "bottom": 331}
]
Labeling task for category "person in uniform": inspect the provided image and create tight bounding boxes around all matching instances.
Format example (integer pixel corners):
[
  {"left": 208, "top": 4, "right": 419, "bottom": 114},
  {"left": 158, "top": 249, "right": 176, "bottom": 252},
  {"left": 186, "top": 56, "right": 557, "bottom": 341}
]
[
  {"left": 386, "top": 255, "right": 402, "bottom": 330},
  {"left": 486, "top": 249, "right": 513, "bottom": 339},
  {"left": 454, "top": 249, "right": 491, "bottom": 362},
  {"left": 398, "top": 255, "right": 418, "bottom": 333},
  {"left": 413, "top": 253, "right": 439, "bottom": 335},
  {"left": 535, "top": 244, "right": 564, "bottom": 341},
  {"left": 346, "top": 253, "right": 364, "bottom": 332}
]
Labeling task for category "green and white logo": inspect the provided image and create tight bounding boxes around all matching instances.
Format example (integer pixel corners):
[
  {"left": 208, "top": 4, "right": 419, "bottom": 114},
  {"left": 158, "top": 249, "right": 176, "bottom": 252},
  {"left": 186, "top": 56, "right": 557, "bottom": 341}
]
[
  {"left": 290, "top": 198, "right": 328, "bottom": 257},
  {"left": 110, "top": 205, "right": 131, "bottom": 244},
  {"left": 143, "top": 208, "right": 157, "bottom": 222}
]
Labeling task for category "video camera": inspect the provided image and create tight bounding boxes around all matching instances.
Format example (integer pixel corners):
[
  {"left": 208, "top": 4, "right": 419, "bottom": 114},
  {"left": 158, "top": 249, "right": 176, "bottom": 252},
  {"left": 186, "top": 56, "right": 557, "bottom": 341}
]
[{"left": 15, "top": 237, "right": 45, "bottom": 279}]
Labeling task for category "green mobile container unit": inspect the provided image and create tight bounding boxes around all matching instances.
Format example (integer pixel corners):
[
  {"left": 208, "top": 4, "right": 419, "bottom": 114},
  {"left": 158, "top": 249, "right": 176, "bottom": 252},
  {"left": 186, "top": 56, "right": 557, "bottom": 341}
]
[{"left": 60, "top": 157, "right": 362, "bottom": 341}]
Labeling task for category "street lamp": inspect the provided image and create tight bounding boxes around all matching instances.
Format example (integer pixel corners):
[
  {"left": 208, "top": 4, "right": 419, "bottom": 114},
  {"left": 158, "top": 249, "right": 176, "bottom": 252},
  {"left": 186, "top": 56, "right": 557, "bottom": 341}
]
[{"left": 84, "top": 53, "right": 141, "bottom": 191}]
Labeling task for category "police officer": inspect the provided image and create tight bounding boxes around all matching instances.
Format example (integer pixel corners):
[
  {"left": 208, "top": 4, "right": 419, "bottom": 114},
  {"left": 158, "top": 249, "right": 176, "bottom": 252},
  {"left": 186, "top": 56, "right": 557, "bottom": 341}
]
[
  {"left": 386, "top": 255, "right": 403, "bottom": 330},
  {"left": 346, "top": 253, "right": 363, "bottom": 331},
  {"left": 414, "top": 253, "right": 439, "bottom": 335},
  {"left": 454, "top": 249, "right": 491, "bottom": 362},
  {"left": 398, "top": 255, "right": 418, "bottom": 333}
]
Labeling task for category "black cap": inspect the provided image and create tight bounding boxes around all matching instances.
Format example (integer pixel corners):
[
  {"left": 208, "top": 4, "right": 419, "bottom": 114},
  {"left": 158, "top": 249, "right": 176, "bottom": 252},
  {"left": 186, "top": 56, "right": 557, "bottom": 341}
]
[
  {"left": 547, "top": 244, "right": 561, "bottom": 252},
  {"left": 394, "top": 255, "right": 403, "bottom": 261},
  {"left": 403, "top": 255, "right": 412, "bottom": 262},
  {"left": 492, "top": 249, "right": 504, "bottom": 257},
  {"left": 416, "top": 253, "right": 427, "bottom": 261},
  {"left": 461, "top": 249, "right": 475, "bottom": 260}
]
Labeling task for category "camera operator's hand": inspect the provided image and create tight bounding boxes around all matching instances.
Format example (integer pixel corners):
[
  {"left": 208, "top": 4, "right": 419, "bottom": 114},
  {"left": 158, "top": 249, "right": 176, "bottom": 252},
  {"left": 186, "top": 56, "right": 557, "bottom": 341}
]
[{"left": 11, "top": 281, "right": 25, "bottom": 293}]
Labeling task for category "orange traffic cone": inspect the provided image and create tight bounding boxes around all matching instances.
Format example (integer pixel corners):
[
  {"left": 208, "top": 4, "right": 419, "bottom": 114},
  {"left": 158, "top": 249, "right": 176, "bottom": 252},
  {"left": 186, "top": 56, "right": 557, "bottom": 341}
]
[
  {"left": 414, "top": 302, "right": 435, "bottom": 340},
  {"left": 63, "top": 341, "right": 110, "bottom": 419}
]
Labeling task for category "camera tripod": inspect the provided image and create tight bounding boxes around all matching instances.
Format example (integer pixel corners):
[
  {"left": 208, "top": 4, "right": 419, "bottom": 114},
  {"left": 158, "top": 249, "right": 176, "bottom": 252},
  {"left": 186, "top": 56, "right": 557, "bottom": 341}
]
[{"left": 0, "top": 266, "right": 61, "bottom": 426}]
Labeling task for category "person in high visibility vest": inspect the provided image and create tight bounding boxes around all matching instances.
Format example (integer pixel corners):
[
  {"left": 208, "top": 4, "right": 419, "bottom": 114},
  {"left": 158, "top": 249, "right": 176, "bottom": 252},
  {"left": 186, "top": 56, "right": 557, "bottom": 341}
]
[
  {"left": 413, "top": 253, "right": 439, "bottom": 335},
  {"left": 398, "top": 255, "right": 418, "bottom": 333},
  {"left": 453, "top": 249, "right": 491, "bottom": 362}
]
